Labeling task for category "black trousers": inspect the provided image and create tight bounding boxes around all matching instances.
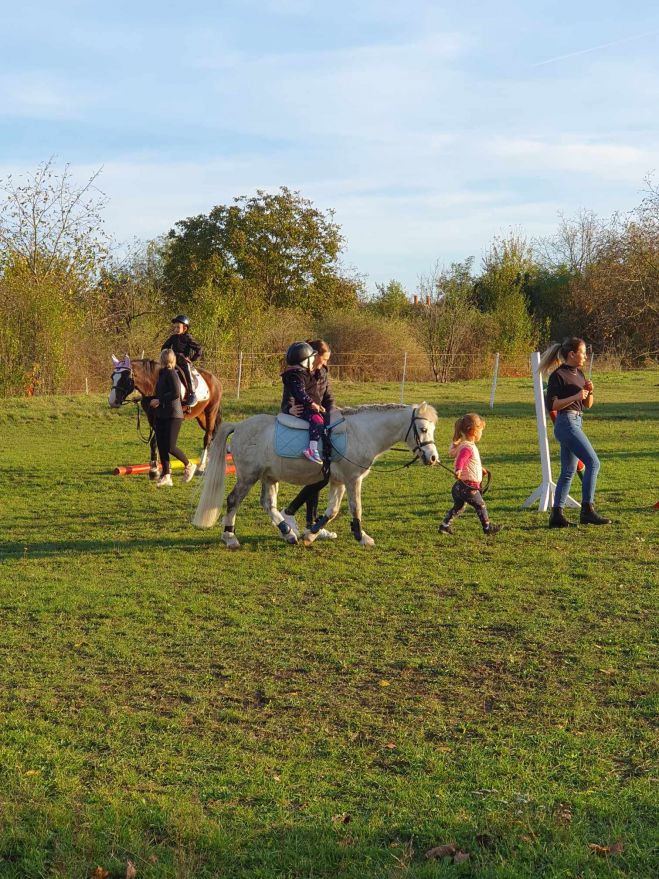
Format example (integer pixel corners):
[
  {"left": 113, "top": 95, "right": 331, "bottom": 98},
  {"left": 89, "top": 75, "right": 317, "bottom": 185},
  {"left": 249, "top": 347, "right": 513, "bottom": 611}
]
[
  {"left": 154, "top": 418, "right": 189, "bottom": 473},
  {"left": 444, "top": 481, "right": 490, "bottom": 530},
  {"left": 285, "top": 475, "right": 330, "bottom": 525},
  {"left": 176, "top": 355, "right": 194, "bottom": 394}
]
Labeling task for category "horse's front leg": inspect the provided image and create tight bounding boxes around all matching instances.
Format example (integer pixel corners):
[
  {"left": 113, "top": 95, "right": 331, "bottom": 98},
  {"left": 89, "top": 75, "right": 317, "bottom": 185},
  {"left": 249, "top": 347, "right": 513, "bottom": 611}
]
[
  {"left": 303, "top": 481, "right": 345, "bottom": 547},
  {"left": 222, "top": 475, "right": 257, "bottom": 550},
  {"left": 261, "top": 479, "right": 297, "bottom": 544},
  {"left": 346, "top": 476, "right": 374, "bottom": 547}
]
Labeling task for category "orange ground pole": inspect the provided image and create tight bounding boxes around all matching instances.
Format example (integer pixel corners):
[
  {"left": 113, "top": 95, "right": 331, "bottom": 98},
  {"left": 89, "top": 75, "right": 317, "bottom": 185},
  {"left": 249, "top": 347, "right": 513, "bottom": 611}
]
[{"left": 113, "top": 455, "right": 234, "bottom": 476}]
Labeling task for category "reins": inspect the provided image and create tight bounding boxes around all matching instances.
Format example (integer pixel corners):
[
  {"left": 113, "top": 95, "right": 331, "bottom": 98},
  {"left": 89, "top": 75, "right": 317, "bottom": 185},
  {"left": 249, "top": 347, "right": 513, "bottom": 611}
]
[
  {"left": 134, "top": 401, "right": 154, "bottom": 445},
  {"left": 323, "top": 408, "right": 431, "bottom": 474},
  {"left": 388, "top": 446, "right": 492, "bottom": 494},
  {"left": 112, "top": 366, "right": 154, "bottom": 445}
]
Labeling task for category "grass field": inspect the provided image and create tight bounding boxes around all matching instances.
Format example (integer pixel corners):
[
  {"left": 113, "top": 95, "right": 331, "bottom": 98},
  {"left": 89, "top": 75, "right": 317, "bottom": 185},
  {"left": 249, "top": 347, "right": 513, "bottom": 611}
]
[{"left": 1, "top": 372, "right": 657, "bottom": 878}]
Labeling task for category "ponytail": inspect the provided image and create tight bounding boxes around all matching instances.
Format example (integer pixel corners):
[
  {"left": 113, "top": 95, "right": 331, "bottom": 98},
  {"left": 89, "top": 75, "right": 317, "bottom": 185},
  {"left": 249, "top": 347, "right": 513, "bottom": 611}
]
[
  {"left": 538, "top": 342, "right": 562, "bottom": 375},
  {"left": 538, "top": 337, "right": 585, "bottom": 375}
]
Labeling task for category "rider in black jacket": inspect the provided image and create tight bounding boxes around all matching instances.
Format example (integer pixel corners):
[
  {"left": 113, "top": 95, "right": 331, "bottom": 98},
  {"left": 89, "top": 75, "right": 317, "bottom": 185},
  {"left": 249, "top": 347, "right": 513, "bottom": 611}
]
[{"left": 161, "top": 314, "right": 203, "bottom": 406}]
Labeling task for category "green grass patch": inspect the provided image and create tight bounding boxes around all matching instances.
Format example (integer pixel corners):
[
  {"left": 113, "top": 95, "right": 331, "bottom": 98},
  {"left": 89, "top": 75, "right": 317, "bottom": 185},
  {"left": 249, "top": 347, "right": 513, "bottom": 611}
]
[{"left": 0, "top": 373, "right": 657, "bottom": 877}]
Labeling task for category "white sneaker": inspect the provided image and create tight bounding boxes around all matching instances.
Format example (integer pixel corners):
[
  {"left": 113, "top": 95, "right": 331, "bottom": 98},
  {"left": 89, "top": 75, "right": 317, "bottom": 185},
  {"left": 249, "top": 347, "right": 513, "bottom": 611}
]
[
  {"left": 156, "top": 473, "right": 173, "bottom": 487},
  {"left": 315, "top": 528, "right": 337, "bottom": 540},
  {"left": 183, "top": 463, "right": 197, "bottom": 483},
  {"left": 279, "top": 511, "right": 300, "bottom": 537}
]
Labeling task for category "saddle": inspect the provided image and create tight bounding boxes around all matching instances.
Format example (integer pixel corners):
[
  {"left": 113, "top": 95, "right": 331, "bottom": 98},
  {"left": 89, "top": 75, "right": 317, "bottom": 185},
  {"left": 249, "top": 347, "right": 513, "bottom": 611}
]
[
  {"left": 175, "top": 366, "right": 210, "bottom": 403},
  {"left": 274, "top": 412, "right": 347, "bottom": 460}
]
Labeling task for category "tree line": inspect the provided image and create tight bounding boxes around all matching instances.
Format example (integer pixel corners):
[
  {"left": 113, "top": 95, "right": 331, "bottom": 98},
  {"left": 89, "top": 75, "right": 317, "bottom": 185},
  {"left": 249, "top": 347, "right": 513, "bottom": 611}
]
[{"left": 0, "top": 160, "right": 657, "bottom": 395}]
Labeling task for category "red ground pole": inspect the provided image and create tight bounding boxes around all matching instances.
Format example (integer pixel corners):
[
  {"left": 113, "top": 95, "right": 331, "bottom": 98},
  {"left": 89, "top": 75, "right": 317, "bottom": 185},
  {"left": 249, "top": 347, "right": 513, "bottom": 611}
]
[{"left": 113, "top": 454, "right": 234, "bottom": 476}]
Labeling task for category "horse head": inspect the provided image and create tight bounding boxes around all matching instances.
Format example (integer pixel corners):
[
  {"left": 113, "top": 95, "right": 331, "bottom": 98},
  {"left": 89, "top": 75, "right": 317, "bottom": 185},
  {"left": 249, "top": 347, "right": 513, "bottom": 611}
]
[
  {"left": 109, "top": 354, "right": 134, "bottom": 408},
  {"left": 406, "top": 402, "right": 439, "bottom": 465}
]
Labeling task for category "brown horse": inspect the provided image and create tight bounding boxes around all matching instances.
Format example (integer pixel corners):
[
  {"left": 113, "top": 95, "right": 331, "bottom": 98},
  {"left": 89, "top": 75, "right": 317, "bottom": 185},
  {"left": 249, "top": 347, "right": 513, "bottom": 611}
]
[{"left": 109, "top": 355, "right": 222, "bottom": 475}]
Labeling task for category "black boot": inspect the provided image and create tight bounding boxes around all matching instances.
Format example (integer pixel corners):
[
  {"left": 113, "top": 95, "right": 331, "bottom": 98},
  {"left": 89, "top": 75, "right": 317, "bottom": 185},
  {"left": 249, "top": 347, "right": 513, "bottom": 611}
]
[
  {"left": 549, "top": 507, "right": 574, "bottom": 528},
  {"left": 579, "top": 503, "right": 611, "bottom": 525}
]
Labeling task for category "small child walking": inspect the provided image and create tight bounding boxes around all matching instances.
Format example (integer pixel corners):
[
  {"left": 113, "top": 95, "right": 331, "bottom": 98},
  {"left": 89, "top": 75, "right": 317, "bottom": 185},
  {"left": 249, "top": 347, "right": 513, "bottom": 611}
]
[{"left": 439, "top": 413, "right": 502, "bottom": 536}]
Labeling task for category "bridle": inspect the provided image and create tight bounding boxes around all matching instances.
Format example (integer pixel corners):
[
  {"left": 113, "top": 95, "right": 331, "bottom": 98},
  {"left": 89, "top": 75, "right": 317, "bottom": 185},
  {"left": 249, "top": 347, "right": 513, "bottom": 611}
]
[
  {"left": 110, "top": 366, "right": 137, "bottom": 405},
  {"left": 330, "top": 407, "right": 437, "bottom": 473},
  {"left": 110, "top": 366, "right": 153, "bottom": 444},
  {"left": 404, "top": 407, "right": 438, "bottom": 462}
]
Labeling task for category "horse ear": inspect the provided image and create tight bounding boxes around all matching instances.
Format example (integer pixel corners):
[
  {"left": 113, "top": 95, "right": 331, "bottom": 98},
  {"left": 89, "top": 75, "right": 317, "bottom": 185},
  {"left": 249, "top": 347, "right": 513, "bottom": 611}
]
[{"left": 111, "top": 354, "right": 120, "bottom": 365}]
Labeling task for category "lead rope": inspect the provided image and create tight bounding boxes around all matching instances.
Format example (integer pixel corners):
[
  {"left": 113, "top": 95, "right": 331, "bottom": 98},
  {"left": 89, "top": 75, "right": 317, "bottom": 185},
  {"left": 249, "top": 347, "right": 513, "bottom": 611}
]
[{"left": 135, "top": 401, "right": 154, "bottom": 445}]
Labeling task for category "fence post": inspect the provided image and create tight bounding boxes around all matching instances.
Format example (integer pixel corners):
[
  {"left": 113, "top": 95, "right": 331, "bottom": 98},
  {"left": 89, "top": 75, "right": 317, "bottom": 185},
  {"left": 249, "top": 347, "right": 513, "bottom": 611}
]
[
  {"left": 588, "top": 350, "right": 594, "bottom": 378},
  {"left": 489, "top": 352, "right": 500, "bottom": 408},
  {"left": 85, "top": 377, "right": 89, "bottom": 396},
  {"left": 400, "top": 351, "right": 407, "bottom": 403},
  {"left": 236, "top": 351, "right": 244, "bottom": 399}
]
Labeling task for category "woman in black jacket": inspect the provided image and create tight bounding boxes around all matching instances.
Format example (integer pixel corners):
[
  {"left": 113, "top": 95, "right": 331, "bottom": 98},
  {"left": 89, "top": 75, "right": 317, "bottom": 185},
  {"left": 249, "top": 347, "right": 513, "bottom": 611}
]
[
  {"left": 279, "top": 339, "right": 337, "bottom": 539},
  {"left": 150, "top": 349, "right": 196, "bottom": 487}
]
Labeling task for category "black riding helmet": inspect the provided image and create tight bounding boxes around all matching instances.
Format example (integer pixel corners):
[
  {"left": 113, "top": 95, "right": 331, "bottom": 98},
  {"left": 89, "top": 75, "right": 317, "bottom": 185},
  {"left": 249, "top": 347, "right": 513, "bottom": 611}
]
[
  {"left": 172, "top": 314, "right": 190, "bottom": 327},
  {"left": 286, "top": 341, "right": 315, "bottom": 367}
]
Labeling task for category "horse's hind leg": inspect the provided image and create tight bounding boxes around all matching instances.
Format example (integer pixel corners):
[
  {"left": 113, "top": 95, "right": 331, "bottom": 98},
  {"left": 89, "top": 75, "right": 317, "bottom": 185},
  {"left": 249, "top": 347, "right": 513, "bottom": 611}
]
[
  {"left": 222, "top": 476, "right": 256, "bottom": 550},
  {"left": 198, "top": 394, "right": 222, "bottom": 473},
  {"left": 261, "top": 479, "right": 297, "bottom": 545},
  {"left": 196, "top": 413, "right": 210, "bottom": 473}
]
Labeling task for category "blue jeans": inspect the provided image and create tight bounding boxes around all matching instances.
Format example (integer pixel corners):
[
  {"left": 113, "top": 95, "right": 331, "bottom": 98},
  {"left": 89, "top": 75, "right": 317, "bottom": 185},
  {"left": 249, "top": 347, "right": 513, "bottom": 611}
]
[{"left": 553, "top": 411, "right": 600, "bottom": 506}]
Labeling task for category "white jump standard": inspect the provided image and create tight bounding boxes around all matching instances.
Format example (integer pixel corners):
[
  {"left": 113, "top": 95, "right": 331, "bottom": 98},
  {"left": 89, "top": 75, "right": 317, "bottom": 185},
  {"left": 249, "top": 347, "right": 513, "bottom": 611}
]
[{"left": 522, "top": 351, "right": 579, "bottom": 513}]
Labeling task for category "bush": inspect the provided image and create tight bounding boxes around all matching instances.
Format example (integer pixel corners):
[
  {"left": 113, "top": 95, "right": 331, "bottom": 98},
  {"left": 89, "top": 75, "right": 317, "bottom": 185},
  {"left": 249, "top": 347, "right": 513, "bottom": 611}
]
[{"left": 314, "top": 310, "right": 423, "bottom": 381}]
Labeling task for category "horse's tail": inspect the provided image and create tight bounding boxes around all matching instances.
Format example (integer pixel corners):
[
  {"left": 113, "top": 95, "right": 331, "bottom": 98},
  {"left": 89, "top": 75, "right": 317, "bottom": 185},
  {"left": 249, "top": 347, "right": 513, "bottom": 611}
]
[{"left": 193, "top": 421, "right": 236, "bottom": 528}]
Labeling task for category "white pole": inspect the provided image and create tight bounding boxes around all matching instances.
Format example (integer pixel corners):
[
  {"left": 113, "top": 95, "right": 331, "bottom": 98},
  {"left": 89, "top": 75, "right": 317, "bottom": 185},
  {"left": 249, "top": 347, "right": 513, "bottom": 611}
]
[
  {"left": 236, "top": 351, "right": 244, "bottom": 399},
  {"left": 489, "top": 352, "right": 500, "bottom": 409},
  {"left": 522, "top": 351, "right": 579, "bottom": 511},
  {"left": 588, "top": 350, "right": 594, "bottom": 378},
  {"left": 400, "top": 351, "right": 408, "bottom": 404},
  {"left": 85, "top": 377, "right": 89, "bottom": 395}
]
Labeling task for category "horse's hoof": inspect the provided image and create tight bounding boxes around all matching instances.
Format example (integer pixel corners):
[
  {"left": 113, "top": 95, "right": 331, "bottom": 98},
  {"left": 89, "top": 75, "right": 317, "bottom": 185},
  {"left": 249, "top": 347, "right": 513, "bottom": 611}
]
[
  {"left": 222, "top": 532, "right": 240, "bottom": 550},
  {"left": 302, "top": 529, "right": 318, "bottom": 547},
  {"left": 285, "top": 533, "right": 298, "bottom": 545},
  {"left": 148, "top": 469, "right": 159, "bottom": 480},
  {"left": 360, "top": 535, "right": 375, "bottom": 548}
]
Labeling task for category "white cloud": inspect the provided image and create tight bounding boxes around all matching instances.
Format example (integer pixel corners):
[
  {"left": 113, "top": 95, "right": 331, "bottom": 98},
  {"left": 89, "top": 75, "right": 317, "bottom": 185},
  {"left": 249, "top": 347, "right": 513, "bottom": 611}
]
[
  {"left": 0, "top": 72, "right": 82, "bottom": 119},
  {"left": 489, "top": 137, "right": 654, "bottom": 183}
]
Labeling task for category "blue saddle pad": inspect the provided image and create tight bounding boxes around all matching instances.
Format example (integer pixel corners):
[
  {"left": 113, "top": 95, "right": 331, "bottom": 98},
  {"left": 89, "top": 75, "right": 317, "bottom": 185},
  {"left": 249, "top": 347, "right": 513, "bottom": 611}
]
[{"left": 274, "top": 421, "right": 347, "bottom": 460}]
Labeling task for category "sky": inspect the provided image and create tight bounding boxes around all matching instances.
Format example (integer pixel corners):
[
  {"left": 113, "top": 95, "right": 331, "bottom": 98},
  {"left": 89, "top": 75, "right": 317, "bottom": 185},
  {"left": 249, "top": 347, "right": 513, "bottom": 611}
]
[{"left": 1, "top": 0, "right": 658, "bottom": 293}]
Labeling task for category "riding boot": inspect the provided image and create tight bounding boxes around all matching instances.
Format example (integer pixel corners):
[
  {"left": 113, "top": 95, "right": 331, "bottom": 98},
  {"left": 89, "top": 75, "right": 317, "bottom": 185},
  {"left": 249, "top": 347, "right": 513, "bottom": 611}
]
[
  {"left": 579, "top": 503, "right": 611, "bottom": 525},
  {"left": 548, "top": 507, "right": 574, "bottom": 528},
  {"left": 181, "top": 360, "right": 197, "bottom": 406}
]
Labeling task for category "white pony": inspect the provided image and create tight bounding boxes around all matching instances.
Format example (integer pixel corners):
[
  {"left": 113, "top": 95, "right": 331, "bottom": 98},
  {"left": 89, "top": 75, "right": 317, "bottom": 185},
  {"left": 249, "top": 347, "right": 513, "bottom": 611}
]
[{"left": 193, "top": 402, "right": 439, "bottom": 548}]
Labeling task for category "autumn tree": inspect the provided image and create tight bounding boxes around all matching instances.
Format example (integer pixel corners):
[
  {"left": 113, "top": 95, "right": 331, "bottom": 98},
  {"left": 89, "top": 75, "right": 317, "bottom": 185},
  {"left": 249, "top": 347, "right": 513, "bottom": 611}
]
[
  {"left": 475, "top": 234, "right": 537, "bottom": 353},
  {"left": 0, "top": 159, "right": 107, "bottom": 393},
  {"left": 369, "top": 279, "right": 410, "bottom": 317},
  {"left": 415, "top": 259, "right": 489, "bottom": 381},
  {"left": 163, "top": 187, "right": 361, "bottom": 318}
]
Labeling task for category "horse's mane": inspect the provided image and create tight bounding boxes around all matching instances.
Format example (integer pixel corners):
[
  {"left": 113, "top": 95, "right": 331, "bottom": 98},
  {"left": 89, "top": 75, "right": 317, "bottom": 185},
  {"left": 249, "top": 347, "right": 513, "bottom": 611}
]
[
  {"left": 134, "top": 358, "right": 159, "bottom": 376},
  {"left": 341, "top": 402, "right": 438, "bottom": 423}
]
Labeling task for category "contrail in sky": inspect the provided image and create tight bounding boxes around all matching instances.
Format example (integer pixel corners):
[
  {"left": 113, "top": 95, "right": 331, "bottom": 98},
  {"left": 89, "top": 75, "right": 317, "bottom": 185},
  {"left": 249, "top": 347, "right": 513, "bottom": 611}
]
[{"left": 532, "top": 30, "right": 658, "bottom": 67}]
